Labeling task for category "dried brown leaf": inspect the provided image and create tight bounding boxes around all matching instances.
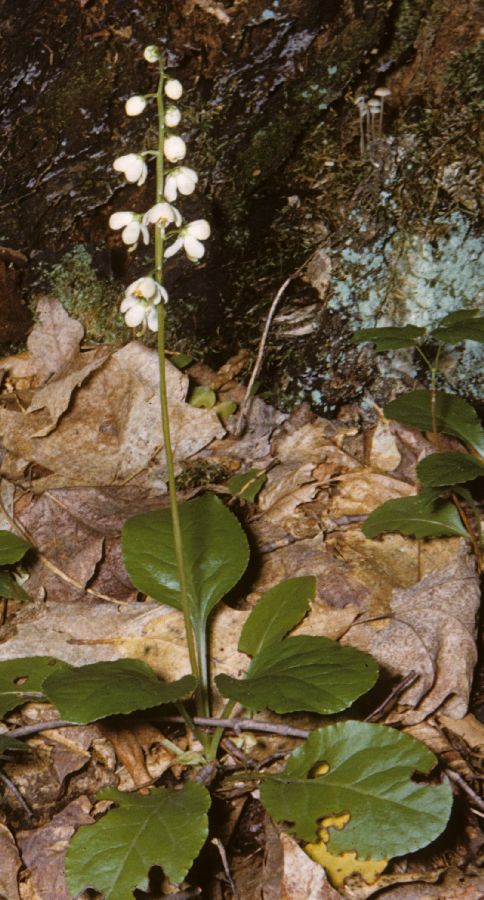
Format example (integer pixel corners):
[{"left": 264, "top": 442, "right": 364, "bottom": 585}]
[
  {"left": 0, "top": 823, "right": 22, "bottom": 900},
  {"left": 17, "top": 796, "right": 93, "bottom": 900},
  {"left": 26, "top": 296, "right": 84, "bottom": 384}
]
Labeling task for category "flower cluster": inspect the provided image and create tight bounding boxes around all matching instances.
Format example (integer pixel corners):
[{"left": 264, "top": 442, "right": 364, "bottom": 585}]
[{"left": 110, "top": 46, "right": 210, "bottom": 332}]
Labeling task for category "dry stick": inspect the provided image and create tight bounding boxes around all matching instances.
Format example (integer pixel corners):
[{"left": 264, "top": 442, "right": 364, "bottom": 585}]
[
  {"left": 0, "top": 770, "right": 34, "bottom": 818},
  {"left": 364, "top": 671, "right": 418, "bottom": 722},
  {"left": 445, "top": 768, "right": 484, "bottom": 814},
  {"left": 233, "top": 256, "right": 312, "bottom": 438},
  {"left": 211, "top": 838, "right": 241, "bottom": 900}
]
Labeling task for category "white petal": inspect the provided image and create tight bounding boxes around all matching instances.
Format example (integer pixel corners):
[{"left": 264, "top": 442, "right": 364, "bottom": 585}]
[
  {"left": 164, "top": 106, "right": 181, "bottom": 127},
  {"left": 159, "top": 285, "right": 169, "bottom": 304},
  {"left": 144, "top": 45, "right": 160, "bottom": 63},
  {"left": 184, "top": 235, "right": 205, "bottom": 260},
  {"left": 147, "top": 306, "right": 159, "bottom": 332},
  {"left": 140, "top": 224, "right": 150, "bottom": 245},
  {"left": 113, "top": 154, "right": 131, "bottom": 172},
  {"left": 136, "top": 161, "right": 148, "bottom": 186},
  {"left": 164, "top": 237, "right": 183, "bottom": 258},
  {"left": 138, "top": 277, "right": 158, "bottom": 299},
  {"left": 120, "top": 296, "right": 136, "bottom": 313},
  {"left": 164, "top": 136, "right": 186, "bottom": 163},
  {"left": 145, "top": 202, "right": 175, "bottom": 225},
  {"left": 124, "top": 304, "right": 146, "bottom": 328},
  {"left": 177, "top": 171, "right": 197, "bottom": 195},
  {"left": 121, "top": 221, "right": 141, "bottom": 245},
  {"left": 187, "top": 219, "right": 210, "bottom": 240},
  {"left": 125, "top": 95, "right": 147, "bottom": 116},
  {"left": 164, "top": 176, "right": 177, "bottom": 202},
  {"left": 109, "top": 211, "right": 135, "bottom": 230},
  {"left": 164, "top": 79, "right": 183, "bottom": 100}
]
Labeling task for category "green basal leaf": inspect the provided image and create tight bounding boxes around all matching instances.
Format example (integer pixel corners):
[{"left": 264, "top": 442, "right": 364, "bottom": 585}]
[
  {"left": 0, "top": 570, "right": 31, "bottom": 602},
  {"left": 216, "top": 636, "right": 378, "bottom": 715},
  {"left": 122, "top": 494, "right": 250, "bottom": 630},
  {"left": 0, "top": 734, "right": 31, "bottom": 759},
  {"left": 417, "top": 451, "right": 484, "bottom": 486},
  {"left": 42, "top": 659, "right": 196, "bottom": 724},
  {"left": 238, "top": 576, "right": 315, "bottom": 657},
  {"left": 351, "top": 325, "right": 426, "bottom": 351},
  {"left": 362, "top": 494, "right": 469, "bottom": 540},
  {"left": 384, "top": 390, "right": 484, "bottom": 455},
  {"left": 431, "top": 319, "right": 484, "bottom": 345},
  {"left": 0, "top": 656, "right": 69, "bottom": 718},
  {"left": 169, "top": 352, "right": 193, "bottom": 369},
  {"left": 0, "top": 531, "right": 32, "bottom": 566},
  {"left": 227, "top": 468, "right": 267, "bottom": 503},
  {"left": 260, "top": 720, "right": 453, "bottom": 859},
  {"left": 214, "top": 400, "right": 238, "bottom": 420},
  {"left": 437, "top": 308, "right": 480, "bottom": 325},
  {"left": 66, "top": 782, "right": 210, "bottom": 899},
  {"left": 188, "top": 385, "right": 216, "bottom": 409}
]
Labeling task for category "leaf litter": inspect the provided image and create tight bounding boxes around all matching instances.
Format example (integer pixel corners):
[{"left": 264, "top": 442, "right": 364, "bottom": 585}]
[{"left": 0, "top": 298, "right": 482, "bottom": 897}]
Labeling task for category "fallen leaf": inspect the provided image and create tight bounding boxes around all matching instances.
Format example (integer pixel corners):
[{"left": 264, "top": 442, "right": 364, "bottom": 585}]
[
  {"left": 26, "top": 296, "right": 85, "bottom": 384},
  {"left": 342, "top": 544, "right": 479, "bottom": 723},
  {"left": 279, "top": 831, "right": 340, "bottom": 899},
  {"left": 17, "top": 796, "right": 93, "bottom": 900},
  {"left": 0, "top": 823, "right": 22, "bottom": 900},
  {"left": 368, "top": 420, "right": 402, "bottom": 471}
]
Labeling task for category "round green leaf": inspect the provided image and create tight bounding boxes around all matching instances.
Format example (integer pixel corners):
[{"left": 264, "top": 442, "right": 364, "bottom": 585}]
[
  {"left": 362, "top": 494, "right": 469, "bottom": 540},
  {"left": 417, "top": 451, "right": 484, "bottom": 486},
  {"left": 0, "top": 531, "right": 32, "bottom": 565},
  {"left": 260, "top": 720, "right": 453, "bottom": 858},
  {"left": 216, "top": 636, "right": 378, "bottom": 714},
  {"left": 122, "top": 495, "right": 250, "bottom": 628},
  {"left": 42, "top": 659, "right": 196, "bottom": 723},
  {"left": 188, "top": 385, "right": 216, "bottom": 409},
  {"left": 238, "top": 576, "right": 315, "bottom": 657},
  {"left": 0, "top": 656, "right": 69, "bottom": 718},
  {"left": 384, "top": 390, "right": 484, "bottom": 455},
  {"left": 66, "top": 782, "right": 210, "bottom": 898}
]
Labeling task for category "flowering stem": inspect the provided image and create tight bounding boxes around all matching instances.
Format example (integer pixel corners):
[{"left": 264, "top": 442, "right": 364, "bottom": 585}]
[{"left": 154, "top": 66, "right": 201, "bottom": 704}]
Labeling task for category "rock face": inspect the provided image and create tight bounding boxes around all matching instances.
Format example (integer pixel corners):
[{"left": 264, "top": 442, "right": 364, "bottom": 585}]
[{"left": 1, "top": 0, "right": 482, "bottom": 410}]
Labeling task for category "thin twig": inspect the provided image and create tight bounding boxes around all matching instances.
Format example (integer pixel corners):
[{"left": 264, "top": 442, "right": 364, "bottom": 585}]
[
  {"left": 0, "top": 770, "right": 34, "bottom": 818},
  {"left": 233, "top": 256, "right": 312, "bottom": 437},
  {"left": 157, "top": 715, "right": 311, "bottom": 738},
  {"left": 211, "top": 838, "right": 241, "bottom": 900},
  {"left": 365, "top": 671, "right": 418, "bottom": 721},
  {"left": 445, "top": 768, "right": 484, "bottom": 813},
  {"left": 7, "top": 720, "right": 75, "bottom": 739}
]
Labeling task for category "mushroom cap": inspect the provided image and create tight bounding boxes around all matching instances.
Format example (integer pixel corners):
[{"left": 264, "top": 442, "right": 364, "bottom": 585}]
[
  {"left": 367, "top": 98, "right": 381, "bottom": 110},
  {"left": 354, "top": 95, "right": 367, "bottom": 105},
  {"left": 374, "top": 87, "right": 391, "bottom": 98}
]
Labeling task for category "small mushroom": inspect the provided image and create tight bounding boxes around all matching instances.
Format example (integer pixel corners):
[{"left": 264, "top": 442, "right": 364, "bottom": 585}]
[
  {"left": 367, "top": 98, "right": 381, "bottom": 139},
  {"left": 354, "top": 96, "right": 367, "bottom": 155},
  {"left": 374, "top": 86, "right": 391, "bottom": 134}
]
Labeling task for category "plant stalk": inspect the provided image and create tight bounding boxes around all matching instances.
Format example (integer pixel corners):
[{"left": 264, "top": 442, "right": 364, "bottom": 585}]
[{"left": 154, "top": 66, "right": 201, "bottom": 695}]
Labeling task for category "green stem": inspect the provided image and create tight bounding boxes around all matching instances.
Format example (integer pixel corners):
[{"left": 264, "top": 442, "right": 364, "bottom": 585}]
[
  {"left": 208, "top": 699, "right": 236, "bottom": 759},
  {"left": 154, "top": 65, "right": 200, "bottom": 696}
]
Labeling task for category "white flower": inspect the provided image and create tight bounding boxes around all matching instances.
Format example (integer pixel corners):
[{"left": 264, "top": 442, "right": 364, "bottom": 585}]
[
  {"left": 125, "top": 95, "right": 147, "bottom": 116},
  {"left": 164, "top": 106, "right": 181, "bottom": 128},
  {"left": 113, "top": 153, "right": 148, "bottom": 185},
  {"left": 165, "top": 219, "right": 210, "bottom": 262},
  {"left": 120, "top": 277, "right": 168, "bottom": 331},
  {"left": 143, "top": 202, "right": 182, "bottom": 229},
  {"left": 165, "top": 79, "right": 183, "bottom": 100},
  {"left": 109, "top": 211, "right": 149, "bottom": 250},
  {"left": 144, "top": 45, "right": 160, "bottom": 63},
  {"left": 164, "top": 166, "right": 198, "bottom": 202},
  {"left": 163, "top": 136, "right": 186, "bottom": 163}
]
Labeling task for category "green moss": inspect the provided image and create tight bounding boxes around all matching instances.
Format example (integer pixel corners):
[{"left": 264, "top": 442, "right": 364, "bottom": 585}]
[{"left": 33, "top": 245, "right": 126, "bottom": 344}]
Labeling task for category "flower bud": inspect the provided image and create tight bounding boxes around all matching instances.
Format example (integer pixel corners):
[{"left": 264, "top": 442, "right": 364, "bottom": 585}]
[
  {"left": 164, "top": 106, "right": 181, "bottom": 128},
  {"left": 164, "top": 135, "right": 187, "bottom": 163},
  {"left": 165, "top": 79, "right": 183, "bottom": 100},
  {"left": 125, "top": 95, "right": 147, "bottom": 116},
  {"left": 143, "top": 45, "right": 160, "bottom": 63}
]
